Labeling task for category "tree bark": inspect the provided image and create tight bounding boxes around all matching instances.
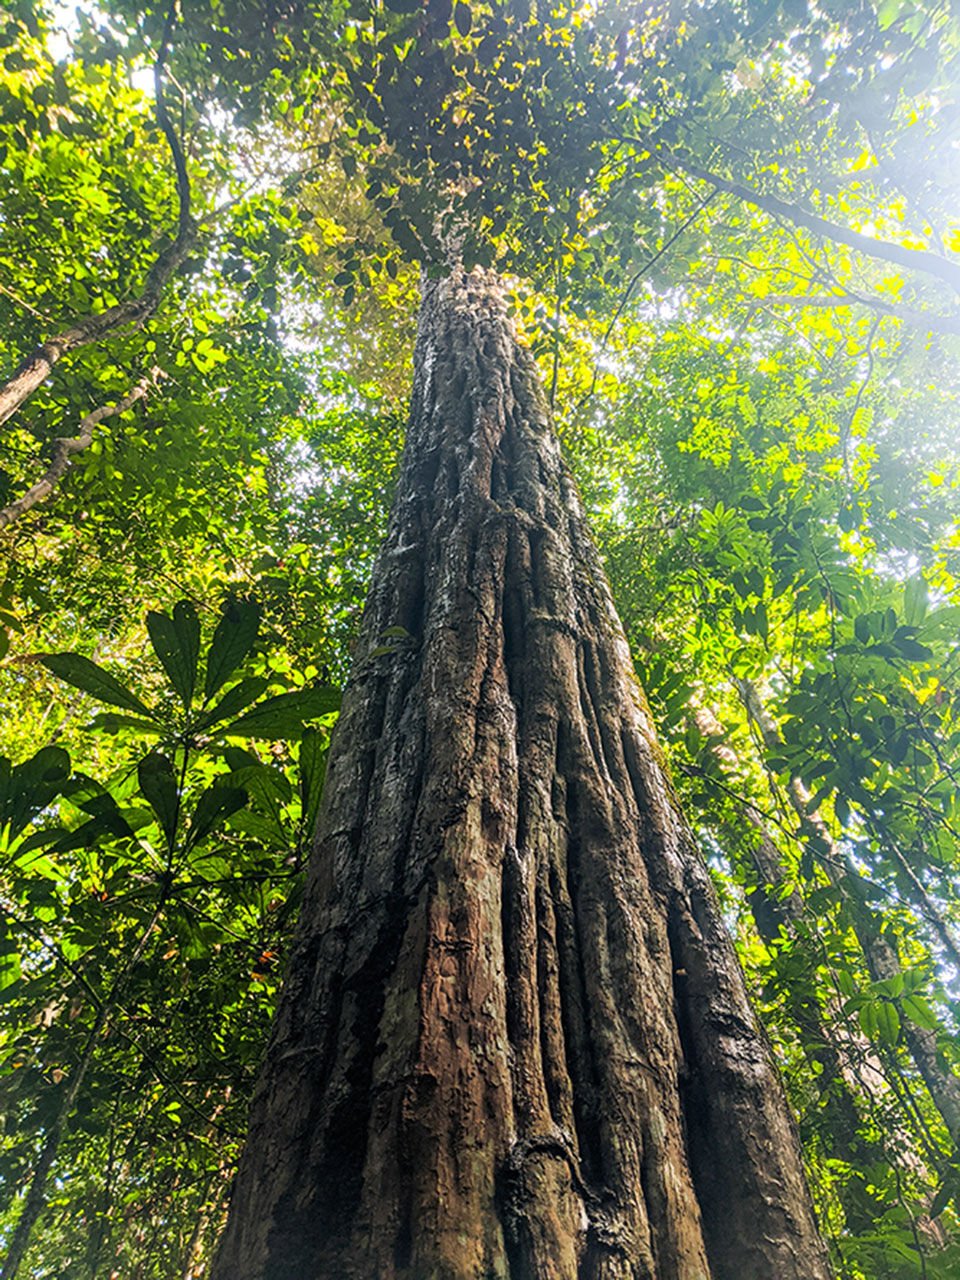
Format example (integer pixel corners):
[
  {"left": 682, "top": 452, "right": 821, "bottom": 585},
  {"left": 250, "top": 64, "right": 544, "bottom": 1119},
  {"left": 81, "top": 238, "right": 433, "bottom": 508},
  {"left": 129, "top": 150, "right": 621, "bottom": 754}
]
[{"left": 211, "top": 267, "right": 830, "bottom": 1280}]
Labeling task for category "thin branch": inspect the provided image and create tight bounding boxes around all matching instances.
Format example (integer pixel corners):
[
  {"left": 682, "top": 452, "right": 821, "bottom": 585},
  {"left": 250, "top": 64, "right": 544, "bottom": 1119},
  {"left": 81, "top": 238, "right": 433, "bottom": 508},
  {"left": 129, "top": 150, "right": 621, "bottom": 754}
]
[
  {"left": 0, "top": 370, "right": 160, "bottom": 532},
  {"left": 154, "top": 0, "right": 191, "bottom": 251},
  {"left": 841, "top": 316, "right": 880, "bottom": 483},
  {"left": 754, "top": 290, "right": 960, "bottom": 335},
  {"left": 0, "top": 280, "right": 55, "bottom": 324},
  {"left": 0, "top": 5, "right": 192, "bottom": 431},
  {"left": 575, "top": 191, "right": 716, "bottom": 413}
]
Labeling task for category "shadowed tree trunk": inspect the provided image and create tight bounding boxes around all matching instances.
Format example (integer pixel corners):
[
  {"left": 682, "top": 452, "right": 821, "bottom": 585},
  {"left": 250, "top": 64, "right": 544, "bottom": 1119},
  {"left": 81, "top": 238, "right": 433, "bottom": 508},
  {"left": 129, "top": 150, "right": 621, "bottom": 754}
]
[{"left": 211, "top": 267, "right": 830, "bottom": 1279}]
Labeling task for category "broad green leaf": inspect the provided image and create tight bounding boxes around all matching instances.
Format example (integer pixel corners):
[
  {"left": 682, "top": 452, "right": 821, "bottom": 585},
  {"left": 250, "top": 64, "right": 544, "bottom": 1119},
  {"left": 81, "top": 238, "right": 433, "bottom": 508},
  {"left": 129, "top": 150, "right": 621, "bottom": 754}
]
[
  {"left": 12, "top": 844, "right": 66, "bottom": 880},
  {"left": 87, "top": 712, "right": 163, "bottom": 736},
  {"left": 223, "top": 686, "right": 341, "bottom": 739},
  {"left": 901, "top": 993, "right": 938, "bottom": 1031},
  {"left": 893, "top": 633, "right": 934, "bottom": 663},
  {"left": 6, "top": 746, "right": 71, "bottom": 838},
  {"left": 51, "top": 809, "right": 134, "bottom": 852},
  {"left": 0, "top": 756, "right": 10, "bottom": 828},
  {"left": 875, "top": 1001, "right": 900, "bottom": 1046},
  {"left": 203, "top": 600, "right": 261, "bottom": 702},
  {"left": 873, "top": 974, "right": 904, "bottom": 999},
  {"left": 137, "top": 753, "right": 179, "bottom": 850},
  {"left": 835, "top": 968, "right": 856, "bottom": 998},
  {"left": 185, "top": 785, "right": 247, "bottom": 850},
  {"left": 229, "top": 809, "right": 287, "bottom": 843},
  {"left": 14, "top": 827, "right": 68, "bottom": 856},
  {"left": 0, "top": 916, "right": 20, "bottom": 992},
  {"left": 858, "top": 1003, "right": 879, "bottom": 1039},
  {"left": 220, "top": 764, "right": 292, "bottom": 808},
  {"left": 147, "top": 601, "right": 200, "bottom": 708},
  {"left": 904, "top": 576, "right": 928, "bottom": 625},
  {"left": 300, "top": 727, "right": 327, "bottom": 841},
  {"left": 41, "top": 653, "right": 154, "bottom": 718},
  {"left": 197, "top": 677, "right": 269, "bottom": 729}
]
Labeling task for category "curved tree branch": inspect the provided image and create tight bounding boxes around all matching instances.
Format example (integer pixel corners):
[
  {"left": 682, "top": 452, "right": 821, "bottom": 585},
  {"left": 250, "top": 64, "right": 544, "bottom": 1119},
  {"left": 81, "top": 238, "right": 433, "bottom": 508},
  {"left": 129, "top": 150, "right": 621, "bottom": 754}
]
[
  {"left": 0, "top": 371, "right": 159, "bottom": 531},
  {"left": 0, "top": 7, "right": 192, "bottom": 431},
  {"left": 671, "top": 157, "right": 960, "bottom": 296}
]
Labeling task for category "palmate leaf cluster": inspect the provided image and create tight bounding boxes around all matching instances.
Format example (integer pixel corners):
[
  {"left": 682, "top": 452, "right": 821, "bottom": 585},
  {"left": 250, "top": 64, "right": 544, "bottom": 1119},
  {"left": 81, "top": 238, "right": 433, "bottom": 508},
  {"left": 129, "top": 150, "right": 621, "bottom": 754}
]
[
  {"left": 0, "top": 597, "right": 337, "bottom": 1279},
  {"left": 2, "top": 0, "right": 960, "bottom": 1276}
]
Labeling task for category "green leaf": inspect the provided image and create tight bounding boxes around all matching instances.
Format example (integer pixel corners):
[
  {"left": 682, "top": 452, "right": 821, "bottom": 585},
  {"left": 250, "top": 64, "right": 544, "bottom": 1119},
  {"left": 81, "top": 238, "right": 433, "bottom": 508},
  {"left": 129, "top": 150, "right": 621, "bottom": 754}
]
[
  {"left": 893, "top": 633, "right": 934, "bottom": 663},
  {"left": 755, "top": 601, "right": 769, "bottom": 643},
  {"left": 220, "top": 764, "right": 292, "bottom": 808},
  {"left": 836, "top": 968, "right": 856, "bottom": 998},
  {"left": 6, "top": 747, "right": 71, "bottom": 838},
  {"left": 186, "top": 785, "right": 247, "bottom": 850},
  {"left": 299, "top": 726, "right": 327, "bottom": 840},
  {"left": 54, "top": 811, "right": 134, "bottom": 853},
  {"left": 197, "top": 677, "right": 269, "bottom": 729},
  {"left": 875, "top": 1001, "right": 900, "bottom": 1045},
  {"left": 0, "top": 755, "right": 9, "bottom": 826},
  {"left": 15, "top": 827, "right": 68, "bottom": 856},
  {"left": 454, "top": 2, "right": 472, "bottom": 35},
  {"left": 146, "top": 601, "right": 200, "bottom": 708},
  {"left": 904, "top": 576, "right": 928, "bottom": 625},
  {"left": 901, "top": 993, "right": 938, "bottom": 1031},
  {"left": 874, "top": 974, "right": 904, "bottom": 999},
  {"left": 203, "top": 600, "right": 261, "bottom": 702},
  {"left": 0, "top": 916, "right": 20, "bottom": 992},
  {"left": 87, "top": 713, "right": 163, "bottom": 736},
  {"left": 858, "top": 1002, "right": 879, "bottom": 1039},
  {"left": 41, "top": 653, "right": 154, "bottom": 718},
  {"left": 137, "top": 753, "right": 179, "bottom": 850},
  {"left": 222, "top": 686, "right": 341, "bottom": 739}
]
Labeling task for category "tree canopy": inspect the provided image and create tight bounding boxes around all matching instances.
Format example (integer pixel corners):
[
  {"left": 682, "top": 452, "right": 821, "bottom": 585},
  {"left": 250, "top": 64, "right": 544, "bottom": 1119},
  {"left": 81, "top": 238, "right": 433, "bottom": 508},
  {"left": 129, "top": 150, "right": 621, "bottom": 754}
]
[{"left": 2, "top": 0, "right": 960, "bottom": 1275}]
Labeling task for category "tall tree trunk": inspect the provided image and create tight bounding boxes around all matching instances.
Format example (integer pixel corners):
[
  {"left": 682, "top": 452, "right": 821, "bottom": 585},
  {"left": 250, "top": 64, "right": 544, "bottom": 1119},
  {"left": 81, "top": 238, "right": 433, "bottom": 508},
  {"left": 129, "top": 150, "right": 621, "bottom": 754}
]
[{"left": 211, "top": 268, "right": 829, "bottom": 1280}]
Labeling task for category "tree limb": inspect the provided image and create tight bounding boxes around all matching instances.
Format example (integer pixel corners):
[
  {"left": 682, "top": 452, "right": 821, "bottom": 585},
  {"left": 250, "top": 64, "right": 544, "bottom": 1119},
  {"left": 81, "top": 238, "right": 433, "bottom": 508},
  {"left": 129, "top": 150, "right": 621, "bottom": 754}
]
[
  {"left": 0, "top": 371, "right": 159, "bottom": 531},
  {"left": 672, "top": 157, "right": 960, "bottom": 297},
  {"left": 0, "top": 7, "right": 192, "bottom": 430}
]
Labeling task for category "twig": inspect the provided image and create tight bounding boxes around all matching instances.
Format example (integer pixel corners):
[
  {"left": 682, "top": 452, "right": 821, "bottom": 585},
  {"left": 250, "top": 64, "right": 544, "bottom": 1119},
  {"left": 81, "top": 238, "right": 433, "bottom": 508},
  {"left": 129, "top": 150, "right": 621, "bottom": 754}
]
[
  {"left": 756, "top": 290, "right": 960, "bottom": 335},
  {"left": 575, "top": 190, "right": 716, "bottom": 413},
  {"left": 0, "top": 280, "right": 55, "bottom": 324}
]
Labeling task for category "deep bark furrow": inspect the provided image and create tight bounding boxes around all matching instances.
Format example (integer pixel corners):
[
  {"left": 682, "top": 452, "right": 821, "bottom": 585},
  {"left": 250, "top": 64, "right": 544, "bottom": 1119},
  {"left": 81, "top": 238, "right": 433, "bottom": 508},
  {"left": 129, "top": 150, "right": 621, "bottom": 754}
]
[{"left": 212, "top": 268, "right": 829, "bottom": 1280}]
